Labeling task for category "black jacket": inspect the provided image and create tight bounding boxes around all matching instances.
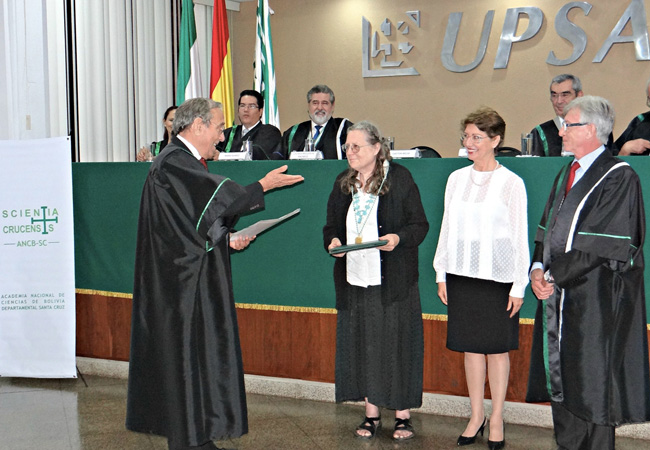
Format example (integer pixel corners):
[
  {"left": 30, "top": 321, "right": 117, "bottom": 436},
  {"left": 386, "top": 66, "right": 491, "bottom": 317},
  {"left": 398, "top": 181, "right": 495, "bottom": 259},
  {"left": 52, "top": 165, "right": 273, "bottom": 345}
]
[{"left": 323, "top": 162, "right": 429, "bottom": 310}]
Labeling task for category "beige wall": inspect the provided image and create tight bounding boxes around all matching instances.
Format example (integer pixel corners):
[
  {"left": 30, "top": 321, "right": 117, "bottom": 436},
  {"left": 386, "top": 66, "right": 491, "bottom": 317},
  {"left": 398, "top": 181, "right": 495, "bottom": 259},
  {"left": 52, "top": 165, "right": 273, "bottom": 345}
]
[{"left": 229, "top": 0, "right": 650, "bottom": 157}]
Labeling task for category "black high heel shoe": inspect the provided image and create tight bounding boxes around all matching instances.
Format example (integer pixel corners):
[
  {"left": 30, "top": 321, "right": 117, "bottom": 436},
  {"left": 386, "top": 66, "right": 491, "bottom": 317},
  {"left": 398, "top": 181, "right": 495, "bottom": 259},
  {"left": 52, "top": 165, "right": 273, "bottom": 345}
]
[
  {"left": 457, "top": 417, "right": 487, "bottom": 446},
  {"left": 487, "top": 422, "right": 505, "bottom": 450}
]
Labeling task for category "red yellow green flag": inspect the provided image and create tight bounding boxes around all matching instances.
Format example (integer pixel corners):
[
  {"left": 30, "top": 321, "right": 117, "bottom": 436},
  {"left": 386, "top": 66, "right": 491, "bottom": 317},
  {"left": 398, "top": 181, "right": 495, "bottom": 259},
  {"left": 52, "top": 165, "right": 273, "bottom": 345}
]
[{"left": 210, "top": 0, "right": 234, "bottom": 126}]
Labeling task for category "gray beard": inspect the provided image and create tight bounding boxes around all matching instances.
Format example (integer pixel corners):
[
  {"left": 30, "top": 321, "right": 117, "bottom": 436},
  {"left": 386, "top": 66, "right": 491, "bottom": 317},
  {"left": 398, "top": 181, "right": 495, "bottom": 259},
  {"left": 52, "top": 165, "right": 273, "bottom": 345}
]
[{"left": 309, "top": 112, "right": 330, "bottom": 125}]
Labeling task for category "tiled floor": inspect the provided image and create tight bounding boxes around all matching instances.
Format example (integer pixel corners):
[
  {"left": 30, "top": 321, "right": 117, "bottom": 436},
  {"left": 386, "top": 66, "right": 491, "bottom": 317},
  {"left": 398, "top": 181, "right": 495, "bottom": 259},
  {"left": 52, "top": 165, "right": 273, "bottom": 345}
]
[{"left": 1, "top": 374, "right": 649, "bottom": 450}]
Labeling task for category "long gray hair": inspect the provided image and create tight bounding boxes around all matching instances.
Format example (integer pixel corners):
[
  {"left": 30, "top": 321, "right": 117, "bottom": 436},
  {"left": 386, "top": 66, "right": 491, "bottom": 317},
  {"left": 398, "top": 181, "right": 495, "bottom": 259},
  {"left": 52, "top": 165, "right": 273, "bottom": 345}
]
[{"left": 339, "top": 121, "right": 392, "bottom": 196}]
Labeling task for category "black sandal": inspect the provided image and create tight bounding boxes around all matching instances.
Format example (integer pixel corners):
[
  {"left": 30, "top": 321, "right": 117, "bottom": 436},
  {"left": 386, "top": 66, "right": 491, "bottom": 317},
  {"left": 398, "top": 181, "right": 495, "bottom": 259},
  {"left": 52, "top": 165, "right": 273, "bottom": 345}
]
[
  {"left": 393, "top": 417, "right": 415, "bottom": 440},
  {"left": 355, "top": 416, "right": 381, "bottom": 439}
]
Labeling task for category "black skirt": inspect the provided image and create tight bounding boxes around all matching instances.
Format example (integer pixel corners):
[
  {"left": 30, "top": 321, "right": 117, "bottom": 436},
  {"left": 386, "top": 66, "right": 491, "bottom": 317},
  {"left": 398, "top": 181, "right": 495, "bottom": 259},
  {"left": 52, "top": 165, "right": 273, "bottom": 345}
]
[
  {"left": 446, "top": 274, "right": 519, "bottom": 354},
  {"left": 335, "top": 283, "right": 423, "bottom": 411}
]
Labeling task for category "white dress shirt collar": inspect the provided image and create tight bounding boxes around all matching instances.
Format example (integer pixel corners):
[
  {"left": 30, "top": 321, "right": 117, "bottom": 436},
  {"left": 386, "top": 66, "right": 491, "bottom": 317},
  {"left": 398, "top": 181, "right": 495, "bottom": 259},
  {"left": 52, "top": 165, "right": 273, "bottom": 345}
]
[
  {"left": 572, "top": 145, "right": 606, "bottom": 186},
  {"left": 242, "top": 120, "right": 261, "bottom": 136},
  {"left": 177, "top": 135, "right": 201, "bottom": 160},
  {"left": 311, "top": 120, "right": 329, "bottom": 137}
]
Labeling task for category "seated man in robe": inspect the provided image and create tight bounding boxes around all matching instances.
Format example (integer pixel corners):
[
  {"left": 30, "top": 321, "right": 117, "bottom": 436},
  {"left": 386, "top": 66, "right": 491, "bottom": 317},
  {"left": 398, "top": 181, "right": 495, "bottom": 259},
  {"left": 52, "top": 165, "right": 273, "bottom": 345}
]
[
  {"left": 613, "top": 77, "right": 650, "bottom": 156},
  {"left": 529, "top": 74, "right": 583, "bottom": 156},
  {"left": 216, "top": 89, "right": 282, "bottom": 160},
  {"left": 276, "top": 84, "right": 352, "bottom": 160}
]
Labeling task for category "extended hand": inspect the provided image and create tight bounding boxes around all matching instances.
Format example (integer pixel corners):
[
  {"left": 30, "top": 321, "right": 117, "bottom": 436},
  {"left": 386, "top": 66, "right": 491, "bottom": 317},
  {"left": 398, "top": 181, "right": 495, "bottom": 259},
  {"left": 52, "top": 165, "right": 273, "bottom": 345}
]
[{"left": 259, "top": 165, "right": 304, "bottom": 192}]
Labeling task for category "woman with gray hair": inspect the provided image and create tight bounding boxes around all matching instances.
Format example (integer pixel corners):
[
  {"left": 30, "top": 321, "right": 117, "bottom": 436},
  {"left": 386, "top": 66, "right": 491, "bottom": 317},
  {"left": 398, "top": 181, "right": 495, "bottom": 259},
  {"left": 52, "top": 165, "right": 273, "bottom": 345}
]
[{"left": 323, "top": 121, "right": 429, "bottom": 441}]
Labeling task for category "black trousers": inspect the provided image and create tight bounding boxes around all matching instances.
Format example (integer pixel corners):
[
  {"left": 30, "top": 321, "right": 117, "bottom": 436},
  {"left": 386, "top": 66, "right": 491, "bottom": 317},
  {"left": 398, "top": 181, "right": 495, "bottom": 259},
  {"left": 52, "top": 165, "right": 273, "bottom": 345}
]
[{"left": 552, "top": 402, "right": 615, "bottom": 450}]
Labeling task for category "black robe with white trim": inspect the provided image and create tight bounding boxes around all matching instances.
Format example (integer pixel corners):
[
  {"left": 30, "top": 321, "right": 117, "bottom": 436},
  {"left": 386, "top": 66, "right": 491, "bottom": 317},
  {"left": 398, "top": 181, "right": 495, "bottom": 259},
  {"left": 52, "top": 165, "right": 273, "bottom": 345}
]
[{"left": 526, "top": 149, "right": 650, "bottom": 426}]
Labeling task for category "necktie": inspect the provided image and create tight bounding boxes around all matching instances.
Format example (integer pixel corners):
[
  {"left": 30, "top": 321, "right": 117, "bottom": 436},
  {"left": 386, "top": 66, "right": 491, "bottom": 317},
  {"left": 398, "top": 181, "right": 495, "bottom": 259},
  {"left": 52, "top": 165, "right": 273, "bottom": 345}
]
[
  {"left": 565, "top": 161, "right": 579, "bottom": 194},
  {"left": 313, "top": 125, "right": 322, "bottom": 141},
  {"left": 241, "top": 127, "right": 249, "bottom": 137},
  {"left": 200, "top": 157, "right": 208, "bottom": 170}
]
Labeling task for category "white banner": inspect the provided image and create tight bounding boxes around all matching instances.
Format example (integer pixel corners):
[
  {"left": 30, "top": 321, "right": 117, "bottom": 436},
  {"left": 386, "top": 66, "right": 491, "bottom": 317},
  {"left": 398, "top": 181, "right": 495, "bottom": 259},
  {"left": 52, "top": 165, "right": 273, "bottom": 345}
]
[{"left": 0, "top": 137, "right": 76, "bottom": 378}]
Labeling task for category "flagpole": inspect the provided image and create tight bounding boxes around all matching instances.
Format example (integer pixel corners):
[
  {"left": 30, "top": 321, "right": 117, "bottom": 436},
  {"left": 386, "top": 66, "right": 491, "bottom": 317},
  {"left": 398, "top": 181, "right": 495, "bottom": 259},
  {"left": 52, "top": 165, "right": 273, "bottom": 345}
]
[{"left": 254, "top": 0, "right": 280, "bottom": 129}]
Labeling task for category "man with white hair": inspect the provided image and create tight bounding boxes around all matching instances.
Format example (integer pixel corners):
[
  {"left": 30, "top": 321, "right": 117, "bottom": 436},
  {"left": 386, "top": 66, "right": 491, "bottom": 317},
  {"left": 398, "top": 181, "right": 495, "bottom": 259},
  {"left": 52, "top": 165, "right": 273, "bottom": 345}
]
[
  {"left": 126, "top": 98, "right": 303, "bottom": 450},
  {"left": 527, "top": 96, "right": 650, "bottom": 449}
]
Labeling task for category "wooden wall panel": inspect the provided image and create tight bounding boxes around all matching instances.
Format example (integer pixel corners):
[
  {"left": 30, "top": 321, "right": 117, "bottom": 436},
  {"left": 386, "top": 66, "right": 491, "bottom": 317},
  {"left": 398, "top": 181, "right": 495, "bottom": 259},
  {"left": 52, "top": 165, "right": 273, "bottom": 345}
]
[
  {"left": 75, "top": 293, "right": 649, "bottom": 404},
  {"left": 317, "top": 313, "right": 337, "bottom": 382},
  {"left": 76, "top": 293, "right": 131, "bottom": 361},
  {"left": 237, "top": 309, "right": 337, "bottom": 383},
  {"left": 423, "top": 319, "right": 465, "bottom": 395}
]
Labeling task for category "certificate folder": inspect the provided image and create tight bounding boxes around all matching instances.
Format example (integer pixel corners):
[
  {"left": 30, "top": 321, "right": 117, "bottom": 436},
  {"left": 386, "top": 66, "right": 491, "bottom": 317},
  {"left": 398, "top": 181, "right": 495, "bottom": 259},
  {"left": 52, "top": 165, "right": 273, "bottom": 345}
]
[
  {"left": 232, "top": 208, "right": 300, "bottom": 239},
  {"left": 328, "top": 239, "right": 388, "bottom": 255}
]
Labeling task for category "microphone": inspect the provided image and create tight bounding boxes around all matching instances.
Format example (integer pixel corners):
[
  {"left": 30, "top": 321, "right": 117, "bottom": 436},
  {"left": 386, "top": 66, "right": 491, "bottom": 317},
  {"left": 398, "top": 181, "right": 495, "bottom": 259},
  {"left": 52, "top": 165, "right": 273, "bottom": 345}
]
[{"left": 251, "top": 143, "right": 271, "bottom": 160}]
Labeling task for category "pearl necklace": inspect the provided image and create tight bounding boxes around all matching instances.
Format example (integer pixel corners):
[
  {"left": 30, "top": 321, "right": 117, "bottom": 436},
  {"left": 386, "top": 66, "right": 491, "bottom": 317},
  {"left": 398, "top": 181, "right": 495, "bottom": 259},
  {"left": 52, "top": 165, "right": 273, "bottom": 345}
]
[{"left": 469, "top": 161, "right": 500, "bottom": 186}]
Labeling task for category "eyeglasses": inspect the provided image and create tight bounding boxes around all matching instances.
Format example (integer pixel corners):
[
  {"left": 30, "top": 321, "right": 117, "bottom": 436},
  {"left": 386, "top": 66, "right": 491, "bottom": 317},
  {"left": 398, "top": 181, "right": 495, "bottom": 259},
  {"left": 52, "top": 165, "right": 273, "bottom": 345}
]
[
  {"left": 561, "top": 121, "right": 589, "bottom": 131},
  {"left": 342, "top": 143, "right": 373, "bottom": 153},
  {"left": 461, "top": 133, "right": 491, "bottom": 144},
  {"left": 239, "top": 104, "right": 259, "bottom": 110}
]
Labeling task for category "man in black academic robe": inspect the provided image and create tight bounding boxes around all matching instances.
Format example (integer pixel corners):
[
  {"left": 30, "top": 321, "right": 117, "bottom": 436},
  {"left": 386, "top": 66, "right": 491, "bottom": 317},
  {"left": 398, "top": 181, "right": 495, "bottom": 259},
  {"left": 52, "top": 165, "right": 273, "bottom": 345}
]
[
  {"left": 277, "top": 84, "right": 352, "bottom": 160},
  {"left": 530, "top": 118, "right": 565, "bottom": 156},
  {"left": 613, "top": 80, "right": 650, "bottom": 156},
  {"left": 529, "top": 74, "right": 582, "bottom": 157},
  {"left": 527, "top": 96, "right": 650, "bottom": 450},
  {"left": 216, "top": 89, "right": 282, "bottom": 160},
  {"left": 614, "top": 111, "right": 650, "bottom": 155},
  {"left": 126, "top": 98, "right": 303, "bottom": 450},
  {"left": 529, "top": 75, "right": 613, "bottom": 157}
]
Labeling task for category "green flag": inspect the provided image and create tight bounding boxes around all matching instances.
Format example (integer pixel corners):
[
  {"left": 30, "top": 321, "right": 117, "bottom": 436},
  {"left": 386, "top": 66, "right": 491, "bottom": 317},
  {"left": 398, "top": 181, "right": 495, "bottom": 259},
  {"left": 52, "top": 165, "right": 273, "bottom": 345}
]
[
  {"left": 177, "top": 0, "right": 203, "bottom": 104},
  {"left": 254, "top": 0, "right": 280, "bottom": 128}
]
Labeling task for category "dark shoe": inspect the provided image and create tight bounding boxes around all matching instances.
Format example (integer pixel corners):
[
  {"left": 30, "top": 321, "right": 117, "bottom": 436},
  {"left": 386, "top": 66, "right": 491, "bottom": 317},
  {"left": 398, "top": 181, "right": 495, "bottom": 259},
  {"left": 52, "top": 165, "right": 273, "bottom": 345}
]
[
  {"left": 393, "top": 417, "right": 415, "bottom": 440},
  {"left": 200, "top": 442, "right": 234, "bottom": 450},
  {"left": 457, "top": 417, "right": 487, "bottom": 446},
  {"left": 487, "top": 439, "right": 505, "bottom": 450},
  {"left": 487, "top": 422, "right": 505, "bottom": 449},
  {"left": 355, "top": 415, "right": 381, "bottom": 439},
  {"left": 168, "top": 441, "right": 232, "bottom": 450}
]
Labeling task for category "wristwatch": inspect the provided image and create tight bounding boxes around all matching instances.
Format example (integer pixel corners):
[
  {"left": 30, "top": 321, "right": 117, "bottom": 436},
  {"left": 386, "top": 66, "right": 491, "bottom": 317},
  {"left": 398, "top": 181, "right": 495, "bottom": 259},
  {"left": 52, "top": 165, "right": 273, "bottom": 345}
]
[{"left": 543, "top": 269, "right": 554, "bottom": 283}]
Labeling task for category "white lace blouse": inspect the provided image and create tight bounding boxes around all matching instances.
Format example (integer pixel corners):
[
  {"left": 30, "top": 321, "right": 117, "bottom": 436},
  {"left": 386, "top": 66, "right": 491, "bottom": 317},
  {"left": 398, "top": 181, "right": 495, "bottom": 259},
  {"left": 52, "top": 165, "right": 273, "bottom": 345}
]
[{"left": 433, "top": 164, "right": 530, "bottom": 298}]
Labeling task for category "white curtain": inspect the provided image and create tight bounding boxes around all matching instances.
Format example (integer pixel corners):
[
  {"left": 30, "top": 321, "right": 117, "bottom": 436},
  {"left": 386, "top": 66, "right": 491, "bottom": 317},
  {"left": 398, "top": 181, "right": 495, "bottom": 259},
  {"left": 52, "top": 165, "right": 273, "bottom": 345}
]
[
  {"left": 133, "top": 0, "right": 175, "bottom": 157},
  {"left": 75, "top": 0, "right": 174, "bottom": 162},
  {"left": 0, "top": 0, "right": 22, "bottom": 140},
  {"left": 45, "top": 1, "right": 69, "bottom": 140},
  {"left": 0, "top": 0, "right": 222, "bottom": 160},
  {"left": 0, "top": 0, "right": 61, "bottom": 141}
]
